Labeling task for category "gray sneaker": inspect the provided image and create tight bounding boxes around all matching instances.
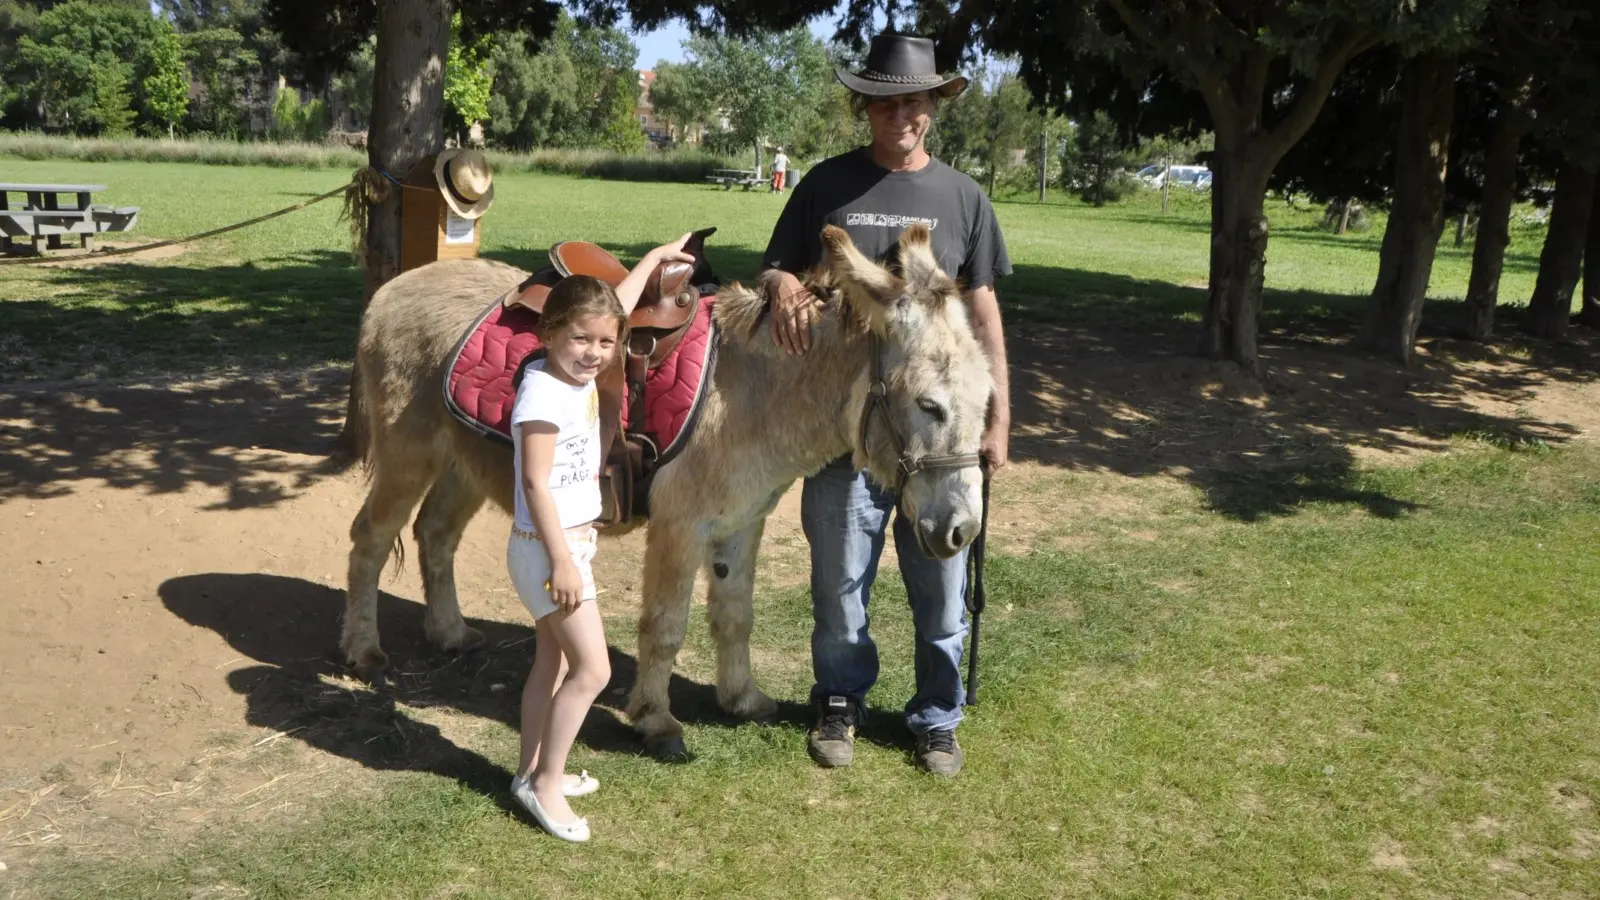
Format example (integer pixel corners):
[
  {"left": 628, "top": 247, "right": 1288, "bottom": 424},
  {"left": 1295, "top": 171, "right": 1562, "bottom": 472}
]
[
  {"left": 915, "top": 728, "right": 963, "bottom": 777},
  {"left": 807, "top": 695, "right": 858, "bottom": 768}
]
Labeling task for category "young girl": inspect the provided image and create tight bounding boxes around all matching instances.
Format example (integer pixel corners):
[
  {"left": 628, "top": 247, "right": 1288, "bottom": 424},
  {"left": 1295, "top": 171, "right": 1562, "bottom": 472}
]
[{"left": 508, "top": 235, "right": 694, "bottom": 843}]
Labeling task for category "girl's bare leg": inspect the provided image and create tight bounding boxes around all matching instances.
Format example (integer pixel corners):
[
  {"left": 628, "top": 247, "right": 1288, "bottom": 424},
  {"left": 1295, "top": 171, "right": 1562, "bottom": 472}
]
[
  {"left": 530, "top": 600, "right": 611, "bottom": 823},
  {"left": 517, "top": 623, "right": 567, "bottom": 778}
]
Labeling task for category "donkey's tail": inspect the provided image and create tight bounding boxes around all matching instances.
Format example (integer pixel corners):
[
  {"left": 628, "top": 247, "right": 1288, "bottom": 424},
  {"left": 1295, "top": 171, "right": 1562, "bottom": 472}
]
[{"left": 327, "top": 356, "right": 370, "bottom": 472}]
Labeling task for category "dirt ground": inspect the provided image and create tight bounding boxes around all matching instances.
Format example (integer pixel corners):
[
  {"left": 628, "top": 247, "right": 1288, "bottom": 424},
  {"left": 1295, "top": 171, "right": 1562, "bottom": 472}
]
[{"left": 1, "top": 322, "right": 1596, "bottom": 869}]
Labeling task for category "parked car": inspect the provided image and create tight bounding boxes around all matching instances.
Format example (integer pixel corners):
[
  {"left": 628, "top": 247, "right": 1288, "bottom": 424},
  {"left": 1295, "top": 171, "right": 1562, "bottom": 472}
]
[{"left": 1136, "top": 164, "right": 1212, "bottom": 190}]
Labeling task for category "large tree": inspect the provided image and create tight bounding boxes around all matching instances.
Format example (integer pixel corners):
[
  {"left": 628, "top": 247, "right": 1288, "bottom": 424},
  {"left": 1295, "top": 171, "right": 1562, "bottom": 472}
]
[
  {"left": 484, "top": 12, "right": 643, "bottom": 150},
  {"left": 1461, "top": 0, "right": 1600, "bottom": 341},
  {"left": 676, "top": 26, "right": 831, "bottom": 168},
  {"left": 7, "top": 0, "right": 177, "bottom": 134},
  {"left": 934, "top": 68, "right": 1038, "bottom": 197},
  {"left": 143, "top": 23, "right": 191, "bottom": 137},
  {"left": 486, "top": 30, "right": 581, "bottom": 149},
  {"left": 1582, "top": 191, "right": 1600, "bottom": 329},
  {"left": 1358, "top": 51, "right": 1461, "bottom": 364},
  {"left": 1524, "top": 161, "right": 1599, "bottom": 340},
  {"left": 160, "top": 0, "right": 299, "bottom": 136},
  {"left": 647, "top": 59, "right": 714, "bottom": 144},
  {"left": 975, "top": 0, "right": 1488, "bottom": 373},
  {"left": 1517, "top": 5, "right": 1600, "bottom": 340}
]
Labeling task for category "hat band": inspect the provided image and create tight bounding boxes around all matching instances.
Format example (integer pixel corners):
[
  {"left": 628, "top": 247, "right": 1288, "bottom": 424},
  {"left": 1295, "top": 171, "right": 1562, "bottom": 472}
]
[
  {"left": 853, "top": 70, "right": 949, "bottom": 85},
  {"left": 443, "top": 173, "right": 480, "bottom": 207}
]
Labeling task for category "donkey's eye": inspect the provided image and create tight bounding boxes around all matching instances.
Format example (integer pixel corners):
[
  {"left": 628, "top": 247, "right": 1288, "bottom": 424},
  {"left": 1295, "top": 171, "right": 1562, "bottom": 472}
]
[{"left": 917, "top": 398, "right": 947, "bottom": 423}]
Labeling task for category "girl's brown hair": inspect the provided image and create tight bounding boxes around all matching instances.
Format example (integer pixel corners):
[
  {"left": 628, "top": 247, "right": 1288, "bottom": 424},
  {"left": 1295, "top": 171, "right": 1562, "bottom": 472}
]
[{"left": 539, "top": 274, "right": 628, "bottom": 349}]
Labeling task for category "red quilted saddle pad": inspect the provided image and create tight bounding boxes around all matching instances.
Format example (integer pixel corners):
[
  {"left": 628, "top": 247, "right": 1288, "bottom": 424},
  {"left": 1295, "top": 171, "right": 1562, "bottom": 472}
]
[{"left": 444, "top": 295, "right": 717, "bottom": 459}]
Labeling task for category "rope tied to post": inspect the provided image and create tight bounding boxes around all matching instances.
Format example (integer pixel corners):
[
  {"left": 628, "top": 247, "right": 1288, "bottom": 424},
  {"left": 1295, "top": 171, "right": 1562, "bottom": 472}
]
[{"left": 341, "top": 166, "right": 395, "bottom": 265}]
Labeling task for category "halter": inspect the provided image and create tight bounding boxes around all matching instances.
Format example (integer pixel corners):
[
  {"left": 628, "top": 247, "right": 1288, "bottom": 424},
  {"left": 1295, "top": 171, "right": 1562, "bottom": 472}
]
[{"left": 858, "top": 333, "right": 984, "bottom": 481}]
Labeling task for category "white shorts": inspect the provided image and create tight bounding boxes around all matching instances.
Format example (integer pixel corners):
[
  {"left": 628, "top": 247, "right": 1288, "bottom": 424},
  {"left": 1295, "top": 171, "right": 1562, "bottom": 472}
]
[{"left": 507, "top": 526, "right": 598, "bottom": 620}]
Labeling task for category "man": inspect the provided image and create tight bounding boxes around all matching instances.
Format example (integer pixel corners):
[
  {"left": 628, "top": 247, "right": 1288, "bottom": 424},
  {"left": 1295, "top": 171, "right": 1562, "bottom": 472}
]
[
  {"left": 770, "top": 147, "right": 789, "bottom": 193},
  {"left": 761, "top": 32, "right": 1011, "bottom": 777}
]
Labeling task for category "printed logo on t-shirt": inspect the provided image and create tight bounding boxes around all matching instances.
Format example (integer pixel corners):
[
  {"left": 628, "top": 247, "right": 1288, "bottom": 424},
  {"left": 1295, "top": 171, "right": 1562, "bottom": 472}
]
[
  {"left": 844, "top": 212, "right": 940, "bottom": 230},
  {"left": 554, "top": 432, "right": 598, "bottom": 488}
]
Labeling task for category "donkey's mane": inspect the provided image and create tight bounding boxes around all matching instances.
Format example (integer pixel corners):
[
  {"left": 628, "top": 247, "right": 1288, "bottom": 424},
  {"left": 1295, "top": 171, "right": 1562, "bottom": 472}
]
[{"left": 710, "top": 267, "right": 872, "bottom": 348}]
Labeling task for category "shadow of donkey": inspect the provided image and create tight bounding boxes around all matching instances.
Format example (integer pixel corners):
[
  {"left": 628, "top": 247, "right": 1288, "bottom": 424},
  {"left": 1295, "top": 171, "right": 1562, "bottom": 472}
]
[{"left": 159, "top": 572, "right": 812, "bottom": 808}]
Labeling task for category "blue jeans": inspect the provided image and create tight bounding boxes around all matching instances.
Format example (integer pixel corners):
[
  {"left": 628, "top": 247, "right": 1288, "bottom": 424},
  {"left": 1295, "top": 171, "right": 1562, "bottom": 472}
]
[{"left": 803, "top": 456, "right": 969, "bottom": 735}]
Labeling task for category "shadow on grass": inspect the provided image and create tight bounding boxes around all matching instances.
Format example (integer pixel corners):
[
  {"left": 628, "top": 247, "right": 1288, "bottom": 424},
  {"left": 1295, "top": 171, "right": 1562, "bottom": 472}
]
[
  {"left": 0, "top": 248, "right": 363, "bottom": 507},
  {"left": 0, "top": 249, "right": 364, "bottom": 379},
  {"left": 160, "top": 573, "right": 817, "bottom": 800},
  {"left": 1003, "top": 261, "right": 1596, "bottom": 521}
]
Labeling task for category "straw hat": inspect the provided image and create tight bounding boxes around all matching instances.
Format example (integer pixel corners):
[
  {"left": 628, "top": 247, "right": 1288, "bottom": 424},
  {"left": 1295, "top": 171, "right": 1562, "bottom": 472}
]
[{"left": 432, "top": 148, "right": 496, "bottom": 219}]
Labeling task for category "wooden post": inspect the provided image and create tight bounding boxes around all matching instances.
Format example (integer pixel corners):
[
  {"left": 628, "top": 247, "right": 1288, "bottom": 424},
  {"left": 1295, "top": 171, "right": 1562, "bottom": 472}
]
[{"left": 1161, "top": 157, "right": 1171, "bottom": 214}]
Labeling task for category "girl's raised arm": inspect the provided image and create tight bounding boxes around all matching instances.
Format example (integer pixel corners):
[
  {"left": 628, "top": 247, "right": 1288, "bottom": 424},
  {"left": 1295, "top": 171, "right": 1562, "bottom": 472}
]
[{"left": 614, "top": 232, "right": 696, "bottom": 315}]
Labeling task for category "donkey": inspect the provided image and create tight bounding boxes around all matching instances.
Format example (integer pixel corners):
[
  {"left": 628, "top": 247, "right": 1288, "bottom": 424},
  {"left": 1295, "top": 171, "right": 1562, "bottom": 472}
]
[{"left": 343, "top": 224, "right": 992, "bottom": 758}]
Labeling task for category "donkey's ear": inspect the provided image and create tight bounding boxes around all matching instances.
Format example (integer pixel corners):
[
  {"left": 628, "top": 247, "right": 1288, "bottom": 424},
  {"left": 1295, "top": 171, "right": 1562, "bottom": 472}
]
[
  {"left": 821, "top": 225, "right": 901, "bottom": 299},
  {"left": 896, "top": 224, "right": 941, "bottom": 287}
]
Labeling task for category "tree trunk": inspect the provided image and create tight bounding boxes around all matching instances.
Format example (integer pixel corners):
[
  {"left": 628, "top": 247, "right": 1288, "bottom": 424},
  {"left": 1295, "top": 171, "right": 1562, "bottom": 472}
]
[
  {"left": 1524, "top": 158, "right": 1598, "bottom": 340},
  {"left": 331, "top": 0, "right": 450, "bottom": 463},
  {"left": 1337, "top": 200, "right": 1353, "bottom": 235},
  {"left": 1454, "top": 213, "right": 1468, "bottom": 248},
  {"left": 1360, "top": 54, "right": 1457, "bottom": 365},
  {"left": 1579, "top": 181, "right": 1600, "bottom": 328},
  {"left": 1198, "top": 144, "right": 1273, "bottom": 372},
  {"left": 1038, "top": 128, "right": 1048, "bottom": 203},
  {"left": 1463, "top": 109, "right": 1526, "bottom": 341}
]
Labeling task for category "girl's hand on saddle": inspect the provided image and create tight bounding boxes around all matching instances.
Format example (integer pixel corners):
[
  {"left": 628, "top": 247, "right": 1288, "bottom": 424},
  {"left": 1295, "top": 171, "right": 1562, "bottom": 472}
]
[
  {"left": 550, "top": 559, "right": 586, "bottom": 612},
  {"left": 649, "top": 232, "right": 697, "bottom": 266},
  {"left": 619, "top": 233, "right": 697, "bottom": 315}
]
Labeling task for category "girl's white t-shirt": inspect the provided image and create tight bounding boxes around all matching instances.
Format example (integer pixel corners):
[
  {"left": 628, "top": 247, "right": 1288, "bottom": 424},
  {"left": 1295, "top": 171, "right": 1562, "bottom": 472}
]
[{"left": 510, "top": 360, "right": 602, "bottom": 531}]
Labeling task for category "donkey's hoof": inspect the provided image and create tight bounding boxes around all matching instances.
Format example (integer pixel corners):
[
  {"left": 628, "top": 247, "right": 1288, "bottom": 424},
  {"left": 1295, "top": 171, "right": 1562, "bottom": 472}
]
[
  {"left": 346, "top": 646, "right": 389, "bottom": 685},
  {"left": 723, "top": 691, "right": 779, "bottom": 723},
  {"left": 644, "top": 734, "right": 689, "bottom": 762},
  {"left": 430, "top": 624, "right": 485, "bottom": 655}
]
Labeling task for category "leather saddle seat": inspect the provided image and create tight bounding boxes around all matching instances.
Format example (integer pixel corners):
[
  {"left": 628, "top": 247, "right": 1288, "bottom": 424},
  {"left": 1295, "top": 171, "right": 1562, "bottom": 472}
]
[{"left": 505, "top": 236, "right": 706, "bottom": 364}]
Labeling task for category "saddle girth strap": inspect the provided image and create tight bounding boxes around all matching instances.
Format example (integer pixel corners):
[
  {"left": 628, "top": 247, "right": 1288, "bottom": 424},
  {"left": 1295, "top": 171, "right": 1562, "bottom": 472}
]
[{"left": 626, "top": 348, "right": 651, "bottom": 447}]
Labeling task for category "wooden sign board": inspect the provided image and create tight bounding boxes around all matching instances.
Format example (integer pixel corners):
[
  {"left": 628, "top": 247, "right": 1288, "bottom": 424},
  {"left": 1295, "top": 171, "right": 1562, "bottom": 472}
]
[{"left": 399, "top": 155, "right": 482, "bottom": 272}]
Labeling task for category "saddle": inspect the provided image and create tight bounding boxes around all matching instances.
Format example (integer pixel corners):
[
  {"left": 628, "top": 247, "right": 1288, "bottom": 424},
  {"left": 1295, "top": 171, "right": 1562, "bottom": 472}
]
[{"left": 459, "top": 228, "right": 718, "bottom": 530}]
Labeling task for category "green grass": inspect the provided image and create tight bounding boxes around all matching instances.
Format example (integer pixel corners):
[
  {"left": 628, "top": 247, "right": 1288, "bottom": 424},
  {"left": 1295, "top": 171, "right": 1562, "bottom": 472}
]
[
  {"left": 0, "top": 156, "right": 1552, "bottom": 381},
  {"left": 28, "top": 441, "right": 1600, "bottom": 899}
]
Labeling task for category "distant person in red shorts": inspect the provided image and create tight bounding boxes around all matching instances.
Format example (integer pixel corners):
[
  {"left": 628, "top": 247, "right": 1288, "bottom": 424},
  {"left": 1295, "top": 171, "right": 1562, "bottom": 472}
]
[{"left": 770, "top": 147, "right": 789, "bottom": 192}]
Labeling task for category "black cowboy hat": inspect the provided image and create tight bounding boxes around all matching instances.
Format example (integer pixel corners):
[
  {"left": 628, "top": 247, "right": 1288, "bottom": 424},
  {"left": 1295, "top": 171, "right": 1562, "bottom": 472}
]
[{"left": 835, "top": 32, "right": 969, "bottom": 99}]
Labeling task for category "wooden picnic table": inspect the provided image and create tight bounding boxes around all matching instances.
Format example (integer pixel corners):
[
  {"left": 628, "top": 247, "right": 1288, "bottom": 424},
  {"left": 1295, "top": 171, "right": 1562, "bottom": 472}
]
[
  {"left": 704, "top": 168, "right": 765, "bottom": 191},
  {"left": 0, "top": 182, "right": 140, "bottom": 255}
]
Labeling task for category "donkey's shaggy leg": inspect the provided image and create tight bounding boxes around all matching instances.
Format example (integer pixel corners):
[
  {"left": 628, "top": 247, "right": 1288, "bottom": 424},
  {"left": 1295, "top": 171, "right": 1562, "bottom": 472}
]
[
  {"left": 628, "top": 520, "right": 704, "bottom": 759},
  {"left": 344, "top": 462, "right": 434, "bottom": 679},
  {"left": 707, "top": 520, "right": 777, "bottom": 721},
  {"left": 414, "top": 463, "right": 488, "bottom": 654}
]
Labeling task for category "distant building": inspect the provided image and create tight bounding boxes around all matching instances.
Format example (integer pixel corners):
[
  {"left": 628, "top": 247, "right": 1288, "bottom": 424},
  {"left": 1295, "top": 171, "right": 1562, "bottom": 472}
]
[
  {"left": 638, "top": 69, "right": 718, "bottom": 146},
  {"left": 636, "top": 70, "right": 668, "bottom": 143}
]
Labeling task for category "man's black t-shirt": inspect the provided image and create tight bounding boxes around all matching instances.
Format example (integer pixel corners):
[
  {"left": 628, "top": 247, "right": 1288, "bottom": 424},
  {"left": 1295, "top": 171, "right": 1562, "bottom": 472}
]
[{"left": 762, "top": 149, "right": 1012, "bottom": 288}]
